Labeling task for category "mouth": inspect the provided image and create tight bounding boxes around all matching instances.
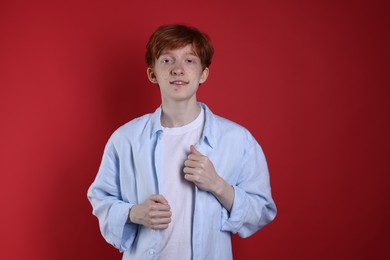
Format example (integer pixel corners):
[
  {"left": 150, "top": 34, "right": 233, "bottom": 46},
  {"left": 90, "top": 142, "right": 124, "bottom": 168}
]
[{"left": 169, "top": 80, "right": 189, "bottom": 86}]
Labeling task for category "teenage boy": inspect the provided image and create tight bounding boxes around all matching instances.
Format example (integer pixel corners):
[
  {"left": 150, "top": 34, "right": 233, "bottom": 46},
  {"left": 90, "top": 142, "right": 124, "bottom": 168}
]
[{"left": 88, "top": 24, "right": 276, "bottom": 260}]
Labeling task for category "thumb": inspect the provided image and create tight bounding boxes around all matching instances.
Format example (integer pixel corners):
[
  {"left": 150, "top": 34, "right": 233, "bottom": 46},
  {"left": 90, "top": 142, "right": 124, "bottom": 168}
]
[
  {"left": 190, "top": 145, "right": 202, "bottom": 155},
  {"left": 150, "top": 194, "right": 169, "bottom": 205}
]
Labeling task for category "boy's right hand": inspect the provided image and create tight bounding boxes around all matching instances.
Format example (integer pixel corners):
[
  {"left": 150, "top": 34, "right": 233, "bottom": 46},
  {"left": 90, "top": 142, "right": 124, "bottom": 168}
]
[{"left": 129, "top": 195, "right": 172, "bottom": 230}]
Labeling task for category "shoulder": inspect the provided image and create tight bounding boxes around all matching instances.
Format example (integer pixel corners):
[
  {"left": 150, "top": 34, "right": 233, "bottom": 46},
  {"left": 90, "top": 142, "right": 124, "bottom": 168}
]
[
  {"left": 204, "top": 108, "right": 259, "bottom": 151},
  {"left": 214, "top": 114, "right": 246, "bottom": 130},
  {"left": 208, "top": 111, "right": 251, "bottom": 137},
  {"left": 110, "top": 113, "right": 154, "bottom": 142}
]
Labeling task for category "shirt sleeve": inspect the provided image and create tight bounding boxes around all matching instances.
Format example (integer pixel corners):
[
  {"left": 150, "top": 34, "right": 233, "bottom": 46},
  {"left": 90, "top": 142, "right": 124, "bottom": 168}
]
[
  {"left": 220, "top": 130, "right": 277, "bottom": 238},
  {"left": 87, "top": 139, "right": 138, "bottom": 252}
]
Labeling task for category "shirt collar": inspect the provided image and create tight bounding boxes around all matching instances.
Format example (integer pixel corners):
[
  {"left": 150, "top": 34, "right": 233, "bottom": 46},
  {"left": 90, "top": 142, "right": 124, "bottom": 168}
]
[
  {"left": 199, "top": 102, "right": 217, "bottom": 149},
  {"left": 149, "top": 102, "right": 218, "bottom": 149},
  {"left": 150, "top": 106, "right": 163, "bottom": 138}
]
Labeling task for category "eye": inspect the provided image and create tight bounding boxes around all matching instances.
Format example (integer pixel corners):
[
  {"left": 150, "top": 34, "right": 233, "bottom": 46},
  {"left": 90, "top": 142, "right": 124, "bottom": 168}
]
[
  {"left": 161, "top": 57, "right": 173, "bottom": 64},
  {"left": 186, "top": 58, "right": 197, "bottom": 64}
]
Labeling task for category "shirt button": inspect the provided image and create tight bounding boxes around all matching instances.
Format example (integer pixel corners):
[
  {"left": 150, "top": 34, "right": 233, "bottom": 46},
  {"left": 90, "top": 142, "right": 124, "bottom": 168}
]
[{"left": 149, "top": 249, "right": 155, "bottom": 255}]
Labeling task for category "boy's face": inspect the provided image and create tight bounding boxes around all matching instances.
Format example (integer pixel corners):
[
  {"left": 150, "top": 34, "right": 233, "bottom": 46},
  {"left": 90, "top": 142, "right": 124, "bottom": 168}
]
[{"left": 147, "top": 44, "right": 209, "bottom": 104}]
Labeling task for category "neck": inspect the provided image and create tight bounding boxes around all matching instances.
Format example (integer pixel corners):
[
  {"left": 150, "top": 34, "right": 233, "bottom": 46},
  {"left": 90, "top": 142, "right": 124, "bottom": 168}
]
[{"left": 161, "top": 99, "right": 201, "bottom": 128}]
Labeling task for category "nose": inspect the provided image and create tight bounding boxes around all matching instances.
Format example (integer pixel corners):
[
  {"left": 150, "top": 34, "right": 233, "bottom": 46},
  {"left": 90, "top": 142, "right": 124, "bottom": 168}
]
[{"left": 171, "top": 63, "right": 184, "bottom": 75}]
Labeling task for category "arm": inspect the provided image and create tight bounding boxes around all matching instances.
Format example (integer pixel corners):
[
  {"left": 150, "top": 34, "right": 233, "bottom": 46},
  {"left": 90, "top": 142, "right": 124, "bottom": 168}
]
[
  {"left": 87, "top": 140, "right": 138, "bottom": 251},
  {"left": 88, "top": 138, "right": 173, "bottom": 252},
  {"left": 220, "top": 132, "right": 277, "bottom": 238},
  {"left": 183, "top": 134, "right": 276, "bottom": 238},
  {"left": 183, "top": 145, "right": 234, "bottom": 212}
]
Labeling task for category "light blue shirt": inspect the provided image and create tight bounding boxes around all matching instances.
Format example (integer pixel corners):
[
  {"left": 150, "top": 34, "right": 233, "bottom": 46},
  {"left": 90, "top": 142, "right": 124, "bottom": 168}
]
[{"left": 87, "top": 103, "right": 277, "bottom": 260}]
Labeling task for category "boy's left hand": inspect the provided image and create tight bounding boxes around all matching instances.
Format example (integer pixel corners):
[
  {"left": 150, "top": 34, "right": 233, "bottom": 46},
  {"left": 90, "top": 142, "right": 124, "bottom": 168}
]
[
  {"left": 184, "top": 145, "right": 234, "bottom": 212},
  {"left": 183, "top": 145, "right": 223, "bottom": 193}
]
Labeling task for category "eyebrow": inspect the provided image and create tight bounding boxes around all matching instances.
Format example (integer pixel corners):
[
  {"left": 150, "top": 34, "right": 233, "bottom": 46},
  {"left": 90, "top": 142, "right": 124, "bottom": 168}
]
[{"left": 160, "top": 50, "right": 198, "bottom": 56}]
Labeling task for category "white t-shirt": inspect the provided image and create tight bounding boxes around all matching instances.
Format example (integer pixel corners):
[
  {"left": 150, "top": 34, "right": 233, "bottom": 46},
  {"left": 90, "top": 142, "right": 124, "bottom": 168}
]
[{"left": 158, "top": 108, "right": 205, "bottom": 259}]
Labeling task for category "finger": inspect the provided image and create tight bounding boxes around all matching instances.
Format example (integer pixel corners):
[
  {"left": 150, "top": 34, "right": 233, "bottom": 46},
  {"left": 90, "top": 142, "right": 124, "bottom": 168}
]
[
  {"left": 183, "top": 167, "right": 191, "bottom": 175},
  {"left": 190, "top": 145, "right": 203, "bottom": 155},
  {"left": 149, "top": 217, "right": 171, "bottom": 230},
  {"left": 150, "top": 210, "right": 172, "bottom": 219},
  {"left": 184, "top": 159, "right": 199, "bottom": 168},
  {"left": 148, "top": 205, "right": 170, "bottom": 215},
  {"left": 151, "top": 222, "right": 170, "bottom": 230},
  {"left": 184, "top": 172, "right": 200, "bottom": 183},
  {"left": 150, "top": 194, "right": 169, "bottom": 205},
  {"left": 183, "top": 166, "right": 199, "bottom": 175},
  {"left": 187, "top": 154, "right": 203, "bottom": 162},
  {"left": 154, "top": 203, "right": 171, "bottom": 212}
]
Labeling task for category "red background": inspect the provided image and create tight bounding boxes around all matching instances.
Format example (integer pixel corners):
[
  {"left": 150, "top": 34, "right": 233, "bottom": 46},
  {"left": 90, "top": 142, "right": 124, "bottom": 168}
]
[{"left": 1, "top": 0, "right": 389, "bottom": 259}]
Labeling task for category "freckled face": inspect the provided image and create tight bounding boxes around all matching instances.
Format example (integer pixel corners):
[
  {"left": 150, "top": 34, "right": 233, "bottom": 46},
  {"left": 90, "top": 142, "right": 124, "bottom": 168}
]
[{"left": 147, "top": 44, "right": 209, "bottom": 103}]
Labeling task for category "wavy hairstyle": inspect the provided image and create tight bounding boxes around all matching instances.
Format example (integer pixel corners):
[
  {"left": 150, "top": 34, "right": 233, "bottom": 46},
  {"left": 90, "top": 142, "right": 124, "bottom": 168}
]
[{"left": 145, "top": 24, "right": 214, "bottom": 70}]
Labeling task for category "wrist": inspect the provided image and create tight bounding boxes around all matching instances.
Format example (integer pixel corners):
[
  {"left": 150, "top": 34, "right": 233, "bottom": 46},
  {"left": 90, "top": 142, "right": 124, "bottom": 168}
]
[
  {"left": 128, "top": 205, "right": 138, "bottom": 224},
  {"left": 212, "top": 177, "right": 234, "bottom": 212},
  {"left": 213, "top": 177, "right": 228, "bottom": 197}
]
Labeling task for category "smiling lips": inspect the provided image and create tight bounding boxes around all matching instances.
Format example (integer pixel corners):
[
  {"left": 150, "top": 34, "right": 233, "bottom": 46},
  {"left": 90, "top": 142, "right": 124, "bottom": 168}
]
[{"left": 170, "top": 80, "right": 189, "bottom": 85}]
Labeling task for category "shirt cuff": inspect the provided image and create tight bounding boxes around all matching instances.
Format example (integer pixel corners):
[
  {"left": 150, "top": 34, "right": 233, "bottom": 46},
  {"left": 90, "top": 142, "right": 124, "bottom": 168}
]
[{"left": 220, "top": 186, "right": 248, "bottom": 234}]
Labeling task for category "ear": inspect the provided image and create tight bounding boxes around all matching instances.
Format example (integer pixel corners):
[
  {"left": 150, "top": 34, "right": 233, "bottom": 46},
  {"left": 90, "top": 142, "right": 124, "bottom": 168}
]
[
  {"left": 199, "top": 67, "right": 209, "bottom": 84},
  {"left": 147, "top": 67, "right": 158, "bottom": 84}
]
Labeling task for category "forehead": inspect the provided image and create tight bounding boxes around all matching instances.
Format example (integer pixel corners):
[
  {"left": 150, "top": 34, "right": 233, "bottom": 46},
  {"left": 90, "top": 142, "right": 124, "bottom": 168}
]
[{"left": 160, "top": 44, "right": 198, "bottom": 56}]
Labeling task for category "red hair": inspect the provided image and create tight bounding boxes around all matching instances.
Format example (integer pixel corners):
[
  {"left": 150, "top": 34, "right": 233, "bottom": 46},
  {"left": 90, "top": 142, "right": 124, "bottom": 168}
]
[{"left": 146, "top": 24, "right": 214, "bottom": 70}]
